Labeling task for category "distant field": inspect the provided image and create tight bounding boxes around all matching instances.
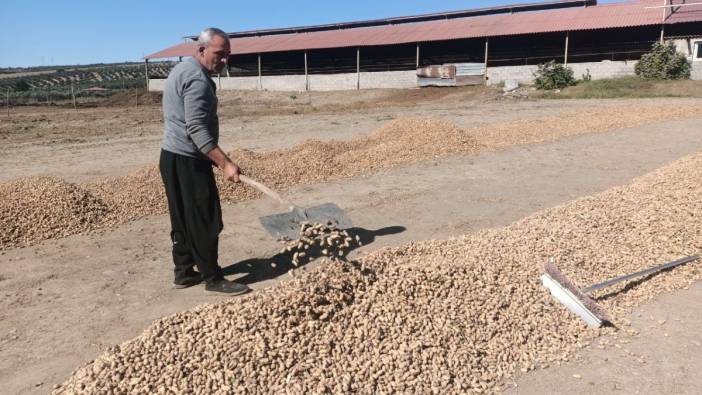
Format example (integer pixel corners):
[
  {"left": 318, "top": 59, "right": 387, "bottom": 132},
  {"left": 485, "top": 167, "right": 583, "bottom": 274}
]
[
  {"left": 0, "top": 70, "right": 56, "bottom": 79},
  {"left": 0, "top": 62, "right": 175, "bottom": 104}
]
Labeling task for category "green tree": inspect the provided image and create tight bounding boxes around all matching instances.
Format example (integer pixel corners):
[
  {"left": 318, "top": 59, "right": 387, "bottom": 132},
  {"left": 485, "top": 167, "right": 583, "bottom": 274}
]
[
  {"left": 533, "top": 61, "right": 576, "bottom": 90},
  {"left": 635, "top": 41, "right": 690, "bottom": 80},
  {"left": 14, "top": 80, "right": 31, "bottom": 91}
]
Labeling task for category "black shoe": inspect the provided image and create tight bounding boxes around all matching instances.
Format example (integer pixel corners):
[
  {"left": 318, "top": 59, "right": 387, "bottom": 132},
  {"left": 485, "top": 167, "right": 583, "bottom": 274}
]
[
  {"left": 205, "top": 279, "right": 251, "bottom": 295},
  {"left": 173, "top": 272, "right": 203, "bottom": 289}
]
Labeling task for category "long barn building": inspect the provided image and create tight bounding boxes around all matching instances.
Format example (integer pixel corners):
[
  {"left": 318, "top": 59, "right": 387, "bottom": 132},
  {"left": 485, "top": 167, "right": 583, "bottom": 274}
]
[{"left": 145, "top": 0, "right": 702, "bottom": 91}]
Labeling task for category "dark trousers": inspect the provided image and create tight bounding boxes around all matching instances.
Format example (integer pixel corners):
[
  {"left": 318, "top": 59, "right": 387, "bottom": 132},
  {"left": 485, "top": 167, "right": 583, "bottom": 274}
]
[{"left": 159, "top": 150, "right": 224, "bottom": 284}]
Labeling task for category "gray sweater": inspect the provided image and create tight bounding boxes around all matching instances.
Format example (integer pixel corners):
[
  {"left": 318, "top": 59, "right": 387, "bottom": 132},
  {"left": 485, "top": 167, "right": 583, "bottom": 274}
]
[{"left": 161, "top": 57, "right": 219, "bottom": 160}]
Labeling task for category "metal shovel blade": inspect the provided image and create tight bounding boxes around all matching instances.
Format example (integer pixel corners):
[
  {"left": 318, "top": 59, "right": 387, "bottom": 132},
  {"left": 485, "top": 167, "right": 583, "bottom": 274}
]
[{"left": 258, "top": 203, "right": 353, "bottom": 240}]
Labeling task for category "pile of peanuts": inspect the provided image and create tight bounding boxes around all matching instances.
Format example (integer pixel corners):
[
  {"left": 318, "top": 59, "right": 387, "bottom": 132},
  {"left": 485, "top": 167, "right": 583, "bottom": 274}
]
[
  {"left": 0, "top": 177, "right": 108, "bottom": 248},
  {"left": 4, "top": 104, "right": 702, "bottom": 250},
  {"left": 278, "top": 222, "right": 361, "bottom": 267},
  {"left": 53, "top": 150, "right": 702, "bottom": 394}
]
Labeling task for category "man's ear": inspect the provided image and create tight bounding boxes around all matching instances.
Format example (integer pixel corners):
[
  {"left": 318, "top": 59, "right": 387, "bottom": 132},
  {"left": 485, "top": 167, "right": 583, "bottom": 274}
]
[{"left": 197, "top": 46, "right": 206, "bottom": 54}]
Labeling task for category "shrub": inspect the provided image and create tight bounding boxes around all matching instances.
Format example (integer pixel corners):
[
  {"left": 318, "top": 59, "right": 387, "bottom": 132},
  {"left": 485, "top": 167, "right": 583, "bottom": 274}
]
[
  {"left": 14, "top": 80, "right": 31, "bottom": 91},
  {"left": 635, "top": 41, "right": 690, "bottom": 80},
  {"left": 533, "top": 61, "right": 576, "bottom": 90}
]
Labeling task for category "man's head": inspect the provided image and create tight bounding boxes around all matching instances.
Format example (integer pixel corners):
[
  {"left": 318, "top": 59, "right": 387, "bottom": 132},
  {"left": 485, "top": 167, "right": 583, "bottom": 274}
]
[{"left": 195, "top": 28, "right": 230, "bottom": 74}]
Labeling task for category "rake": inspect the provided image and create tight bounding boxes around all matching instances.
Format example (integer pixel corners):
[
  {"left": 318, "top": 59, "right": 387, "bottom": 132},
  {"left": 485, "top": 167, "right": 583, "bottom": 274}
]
[{"left": 541, "top": 255, "right": 700, "bottom": 328}]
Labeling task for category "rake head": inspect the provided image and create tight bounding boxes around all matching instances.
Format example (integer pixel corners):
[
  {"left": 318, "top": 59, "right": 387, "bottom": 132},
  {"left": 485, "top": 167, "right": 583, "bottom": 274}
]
[{"left": 541, "top": 261, "right": 611, "bottom": 328}]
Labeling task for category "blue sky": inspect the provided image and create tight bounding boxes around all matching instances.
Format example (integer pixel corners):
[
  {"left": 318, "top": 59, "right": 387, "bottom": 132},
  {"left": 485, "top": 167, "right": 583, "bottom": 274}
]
[{"left": 0, "top": 0, "right": 624, "bottom": 68}]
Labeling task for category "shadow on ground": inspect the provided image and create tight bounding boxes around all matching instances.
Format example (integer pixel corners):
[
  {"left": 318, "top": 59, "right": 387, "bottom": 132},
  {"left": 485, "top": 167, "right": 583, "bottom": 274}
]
[{"left": 222, "top": 226, "right": 405, "bottom": 284}]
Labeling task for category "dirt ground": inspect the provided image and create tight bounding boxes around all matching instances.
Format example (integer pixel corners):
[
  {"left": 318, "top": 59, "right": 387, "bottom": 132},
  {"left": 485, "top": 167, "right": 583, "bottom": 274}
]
[{"left": 1, "top": 87, "right": 701, "bottom": 394}]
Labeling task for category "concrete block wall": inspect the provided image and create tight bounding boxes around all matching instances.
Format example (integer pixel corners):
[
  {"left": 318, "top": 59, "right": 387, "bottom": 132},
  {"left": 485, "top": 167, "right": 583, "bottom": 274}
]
[
  {"left": 486, "top": 65, "right": 539, "bottom": 85},
  {"left": 692, "top": 62, "right": 702, "bottom": 80},
  {"left": 486, "top": 60, "right": 637, "bottom": 85},
  {"left": 360, "top": 71, "right": 417, "bottom": 89},
  {"left": 148, "top": 78, "right": 167, "bottom": 91},
  {"left": 309, "top": 73, "right": 358, "bottom": 91},
  {"left": 569, "top": 61, "right": 636, "bottom": 80},
  {"left": 261, "top": 75, "right": 307, "bottom": 91},
  {"left": 672, "top": 39, "right": 692, "bottom": 56},
  {"left": 149, "top": 70, "right": 417, "bottom": 92},
  {"left": 690, "top": 38, "right": 702, "bottom": 81},
  {"left": 220, "top": 77, "right": 258, "bottom": 90}
]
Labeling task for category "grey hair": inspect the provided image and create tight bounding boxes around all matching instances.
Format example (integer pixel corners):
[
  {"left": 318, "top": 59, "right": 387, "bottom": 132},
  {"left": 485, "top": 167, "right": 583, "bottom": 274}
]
[{"left": 196, "top": 28, "right": 229, "bottom": 48}]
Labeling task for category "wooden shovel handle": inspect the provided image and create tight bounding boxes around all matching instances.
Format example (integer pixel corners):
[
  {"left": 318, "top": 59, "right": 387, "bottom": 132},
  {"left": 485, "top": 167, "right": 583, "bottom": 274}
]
[{"left": 238, "top": 175, "right": 290, "bottom": 207}]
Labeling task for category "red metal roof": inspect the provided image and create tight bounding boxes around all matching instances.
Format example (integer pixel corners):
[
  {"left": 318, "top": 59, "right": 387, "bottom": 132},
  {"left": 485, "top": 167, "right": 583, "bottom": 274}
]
[
  {"left": 144, "top": 42, "right": 195, "bottom": 60},
  {"left": 189, "top": 0, "right": 595, "bottom": 39},
  {"left": 145, "top": 0, "right": 702, "bottom": 59}
]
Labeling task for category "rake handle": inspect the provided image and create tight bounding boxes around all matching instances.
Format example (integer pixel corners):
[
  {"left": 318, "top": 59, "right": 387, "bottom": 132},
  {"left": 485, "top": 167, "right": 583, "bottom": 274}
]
[{"left": 583, "top": 255, "right": 700, "bottom": 294}]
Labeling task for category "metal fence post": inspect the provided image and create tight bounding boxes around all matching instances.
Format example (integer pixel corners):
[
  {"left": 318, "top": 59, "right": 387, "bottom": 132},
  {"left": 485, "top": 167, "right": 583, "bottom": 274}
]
[
  {"left": 144, "top": 59, "right": 150, "bottom": 92},
  {"left": 660, "top": 0, "right": 667, "bottom": 43},
  {"left": 304, "top": 51, "right": 309, "bottom": 91},
  {"left": 258, "top": 54, "right": 262, "bottom": 90},
  {"left": 6, "top": 88, "right": 9, "bottom": 118},
  {"left": 71, "top": 82, "right": 77, "bottom": 111},
  {"left": 484, "top": 38, "right": 489, "bottom": 84},
  {"left": 356, "top": 47, "right": 360, "bottom": 90}
]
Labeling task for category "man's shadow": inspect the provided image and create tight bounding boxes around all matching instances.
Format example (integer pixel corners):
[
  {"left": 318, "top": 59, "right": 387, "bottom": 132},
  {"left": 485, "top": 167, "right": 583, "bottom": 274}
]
[{"left": 222, "top": 226, "right": 405, "bottom": 284}]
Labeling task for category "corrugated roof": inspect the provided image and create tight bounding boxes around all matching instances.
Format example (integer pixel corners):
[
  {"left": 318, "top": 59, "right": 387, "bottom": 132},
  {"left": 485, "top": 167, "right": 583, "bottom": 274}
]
[
  {"left": 145, "top": 0, "right": 702, "bottom": 59},
  {"left": 189, "top": 0, "right": 595, "bottom": 39},
  {"left": 144, "top": 43, "right": 195, "bottom": 60}
]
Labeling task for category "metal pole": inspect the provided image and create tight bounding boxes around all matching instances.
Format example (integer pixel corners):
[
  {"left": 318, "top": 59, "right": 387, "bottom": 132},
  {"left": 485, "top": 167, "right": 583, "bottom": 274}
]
[
  {"left": 135, "top": 87, "right": 138, "bottom": 108},
  {"left": 356, "top": 47, "right": 360, "bottom": 90},
  {"left": 564, "top": 32, "right": 570, "bottom": 65},
  {"left": 660, "top": 0, "right": 667, "bottom": 43},
  {"left": 484, "top": 38, "right": 489, "bottom": 84},
  {"left": 46, "top": 88, "right": 50, "bottom": 106},
  {"left": 144, "top": 60, "right": 150, "bottom": 91},
  {"left": 416, "top": 43, "right": 420, "bottom": 68},
  {"left": 6, "top": 88, "right": 9, "bottom": 118},
  {"left": 258, "top": 54, "right": 262, "bottom": 90},
  {"left": 71, "top": 82, "right": 77, "bottom": 111},
  {"left": 304, "top": 50, "right": 309, "bottom": 91}
]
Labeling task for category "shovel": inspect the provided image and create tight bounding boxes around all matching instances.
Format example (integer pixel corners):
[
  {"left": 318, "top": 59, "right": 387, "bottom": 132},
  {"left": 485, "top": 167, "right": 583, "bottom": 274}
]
[{"left": 239, "top": 175, "right": 353, "bottom": 240}]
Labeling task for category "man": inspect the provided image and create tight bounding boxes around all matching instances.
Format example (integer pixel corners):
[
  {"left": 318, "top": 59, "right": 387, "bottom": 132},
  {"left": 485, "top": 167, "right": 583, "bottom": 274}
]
[{"left": 159, "top": 27, "right": 250, "bottom": 295}]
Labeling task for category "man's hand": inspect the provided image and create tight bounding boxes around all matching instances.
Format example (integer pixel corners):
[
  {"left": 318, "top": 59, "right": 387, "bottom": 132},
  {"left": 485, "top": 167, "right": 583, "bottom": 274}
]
[
  {"left": 222, "top": 161, "right": 241, "bottom": 183},
  {"left": 206, "top": 146, "right": 242, "bottom": 183}
]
